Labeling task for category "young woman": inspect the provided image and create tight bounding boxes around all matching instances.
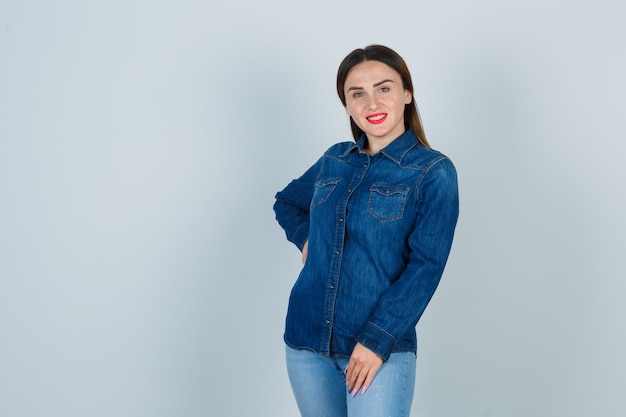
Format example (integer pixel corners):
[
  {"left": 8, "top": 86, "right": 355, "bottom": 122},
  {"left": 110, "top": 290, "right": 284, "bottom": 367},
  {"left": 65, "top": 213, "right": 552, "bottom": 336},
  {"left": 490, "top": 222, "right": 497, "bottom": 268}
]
[{"left": 273, "top": 45, "right": 459, "bottom": 417}]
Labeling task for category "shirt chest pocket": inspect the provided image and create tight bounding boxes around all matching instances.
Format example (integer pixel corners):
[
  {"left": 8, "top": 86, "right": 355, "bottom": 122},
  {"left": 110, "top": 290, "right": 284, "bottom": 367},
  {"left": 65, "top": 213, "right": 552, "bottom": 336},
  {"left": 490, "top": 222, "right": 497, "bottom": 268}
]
[
  {"left": 310, "top": 178, "right": 341, "bottom": 209},
  {"left": 367, "top": 184, "right": 411, "bottom": 222}
]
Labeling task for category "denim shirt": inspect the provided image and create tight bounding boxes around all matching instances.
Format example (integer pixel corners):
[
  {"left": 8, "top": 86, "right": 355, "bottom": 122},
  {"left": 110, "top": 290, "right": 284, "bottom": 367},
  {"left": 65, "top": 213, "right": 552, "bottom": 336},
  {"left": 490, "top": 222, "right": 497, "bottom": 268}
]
[{"left": 273, "top": 130, "right": 459, "bottom": 361}]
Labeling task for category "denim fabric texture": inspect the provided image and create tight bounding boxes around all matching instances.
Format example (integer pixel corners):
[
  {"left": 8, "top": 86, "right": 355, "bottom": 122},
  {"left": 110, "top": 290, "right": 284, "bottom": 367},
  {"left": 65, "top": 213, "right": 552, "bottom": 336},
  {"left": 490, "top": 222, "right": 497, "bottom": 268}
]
[
  {"left": 285, "top": 345, "right": 416, "bottom": 417},
  {"left": 274, "top": 130, "right": 459, "bottom": 361}
]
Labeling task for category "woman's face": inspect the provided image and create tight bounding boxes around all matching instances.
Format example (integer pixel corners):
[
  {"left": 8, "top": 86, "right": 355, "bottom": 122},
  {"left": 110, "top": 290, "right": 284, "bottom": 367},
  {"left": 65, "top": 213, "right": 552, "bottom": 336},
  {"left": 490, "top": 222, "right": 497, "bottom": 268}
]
[{"left": 343, "top": 60, "right": 411, "bottom": 151}]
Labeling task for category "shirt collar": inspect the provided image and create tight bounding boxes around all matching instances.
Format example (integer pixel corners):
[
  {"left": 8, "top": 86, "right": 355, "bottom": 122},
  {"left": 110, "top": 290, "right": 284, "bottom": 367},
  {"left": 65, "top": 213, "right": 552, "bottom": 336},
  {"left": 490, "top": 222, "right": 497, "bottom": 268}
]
[{"left": 352, "top": 130, "right": 419, "bottom": 163}]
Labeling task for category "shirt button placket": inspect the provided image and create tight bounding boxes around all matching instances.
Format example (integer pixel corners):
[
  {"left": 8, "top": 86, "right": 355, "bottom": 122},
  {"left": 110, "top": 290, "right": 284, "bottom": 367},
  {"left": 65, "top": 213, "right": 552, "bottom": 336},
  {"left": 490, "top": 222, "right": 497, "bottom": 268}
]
[{"left": 322, "top": 154, "right": 369, "bottom": 352}]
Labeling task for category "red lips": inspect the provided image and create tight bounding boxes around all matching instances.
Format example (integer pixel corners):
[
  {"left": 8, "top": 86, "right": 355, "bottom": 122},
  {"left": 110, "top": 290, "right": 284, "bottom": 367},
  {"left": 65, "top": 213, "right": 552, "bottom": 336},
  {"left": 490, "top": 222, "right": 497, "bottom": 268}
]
[{"left": 366, "top": 113, "right": 387, "bottom": 124}]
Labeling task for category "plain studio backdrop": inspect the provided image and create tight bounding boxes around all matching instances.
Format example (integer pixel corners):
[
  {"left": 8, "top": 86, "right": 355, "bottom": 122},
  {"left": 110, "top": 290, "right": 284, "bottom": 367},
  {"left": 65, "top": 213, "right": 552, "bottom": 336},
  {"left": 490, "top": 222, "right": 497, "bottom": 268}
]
[{"left": 1, "top": 1, "right": 625, "bottom": 416}]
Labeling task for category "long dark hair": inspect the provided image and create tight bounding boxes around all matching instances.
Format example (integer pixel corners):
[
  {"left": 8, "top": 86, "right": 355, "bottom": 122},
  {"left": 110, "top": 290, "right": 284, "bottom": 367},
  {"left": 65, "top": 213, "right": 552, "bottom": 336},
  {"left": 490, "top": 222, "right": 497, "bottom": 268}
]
[{"left": 336, "top": 45, "right": 430, "bottom": 148}]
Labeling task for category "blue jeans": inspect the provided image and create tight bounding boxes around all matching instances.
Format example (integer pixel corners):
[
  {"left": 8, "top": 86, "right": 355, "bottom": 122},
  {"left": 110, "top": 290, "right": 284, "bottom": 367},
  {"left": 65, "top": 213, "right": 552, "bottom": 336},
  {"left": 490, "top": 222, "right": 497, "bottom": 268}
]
[{"left": 286, "top": 345, "right": 416, "bottom": 417}]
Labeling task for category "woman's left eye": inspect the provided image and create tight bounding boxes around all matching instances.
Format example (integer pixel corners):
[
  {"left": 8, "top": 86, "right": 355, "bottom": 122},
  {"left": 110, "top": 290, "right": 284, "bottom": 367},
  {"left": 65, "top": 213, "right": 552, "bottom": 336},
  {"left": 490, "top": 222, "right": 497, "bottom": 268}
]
[{"left": 379, "top": 87, "right": 389, "bottom": 93}]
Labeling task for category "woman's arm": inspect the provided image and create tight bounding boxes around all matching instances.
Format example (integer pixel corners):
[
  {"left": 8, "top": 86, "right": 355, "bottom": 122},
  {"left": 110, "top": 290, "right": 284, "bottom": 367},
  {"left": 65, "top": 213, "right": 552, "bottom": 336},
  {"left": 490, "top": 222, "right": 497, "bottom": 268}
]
[
  {"left": 273, "top": 158, "right": 322, "bottom": 251},
  {"left": 356, "top": 157, "right": 460, "bottom": 361}
]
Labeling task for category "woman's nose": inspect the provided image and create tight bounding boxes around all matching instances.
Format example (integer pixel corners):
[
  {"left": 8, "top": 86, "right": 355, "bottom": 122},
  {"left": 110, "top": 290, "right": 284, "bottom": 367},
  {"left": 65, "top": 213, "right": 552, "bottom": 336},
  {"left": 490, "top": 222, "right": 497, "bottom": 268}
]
[{"left": 366, "top": 95, "right": 378, "bottom": 110}]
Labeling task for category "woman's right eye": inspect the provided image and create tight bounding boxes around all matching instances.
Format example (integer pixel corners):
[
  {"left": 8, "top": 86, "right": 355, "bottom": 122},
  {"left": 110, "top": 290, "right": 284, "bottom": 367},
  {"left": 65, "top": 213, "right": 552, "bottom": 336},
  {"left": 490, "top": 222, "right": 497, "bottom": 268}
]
[{"left": 353, "top": 92, "right": 363, "bottom": 98}]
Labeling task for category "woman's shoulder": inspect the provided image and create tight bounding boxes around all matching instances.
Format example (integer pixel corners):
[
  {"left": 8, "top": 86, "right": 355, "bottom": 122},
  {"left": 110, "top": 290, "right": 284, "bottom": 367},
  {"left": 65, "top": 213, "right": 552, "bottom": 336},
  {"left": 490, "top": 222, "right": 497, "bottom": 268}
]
[
  {"left": 322, "top": 141, "right": 358, "bottom": 158},
  {"left": 403, "top": 143, "right": 454, "bottom": 170}
]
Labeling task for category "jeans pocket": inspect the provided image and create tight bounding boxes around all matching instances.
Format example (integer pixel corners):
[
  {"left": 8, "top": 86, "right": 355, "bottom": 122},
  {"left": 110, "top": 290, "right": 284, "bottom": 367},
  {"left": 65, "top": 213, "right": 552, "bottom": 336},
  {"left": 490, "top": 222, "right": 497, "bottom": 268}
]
[
  {"left": 310, "top": 178, "right": 341, "bottom": 209},
  {"left": 367, "top": 184, "right": 410, "bottom": 222}
]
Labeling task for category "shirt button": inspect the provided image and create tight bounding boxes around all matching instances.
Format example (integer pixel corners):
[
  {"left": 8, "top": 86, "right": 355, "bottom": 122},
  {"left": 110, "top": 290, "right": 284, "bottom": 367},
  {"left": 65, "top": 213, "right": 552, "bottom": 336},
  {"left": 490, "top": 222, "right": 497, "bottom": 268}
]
[
  {"left": 335, "top": 250, "right": 340, "bottom": 255},
  {"left": 325, "top": 319, "right": 330, "bottom": 324},
  {"left": 329, "top": 285, "right": 334, "bottom": 289},
  {"left": 338, "top": 218, "right": 344, "bottom": 222}
]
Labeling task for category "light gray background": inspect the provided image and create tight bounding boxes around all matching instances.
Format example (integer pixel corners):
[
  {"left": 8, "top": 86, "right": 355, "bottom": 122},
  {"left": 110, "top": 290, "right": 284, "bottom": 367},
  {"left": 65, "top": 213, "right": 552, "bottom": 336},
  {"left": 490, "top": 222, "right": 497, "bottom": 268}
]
[{"left": 1, "top": 1, "right": 625, "bottom": 416}]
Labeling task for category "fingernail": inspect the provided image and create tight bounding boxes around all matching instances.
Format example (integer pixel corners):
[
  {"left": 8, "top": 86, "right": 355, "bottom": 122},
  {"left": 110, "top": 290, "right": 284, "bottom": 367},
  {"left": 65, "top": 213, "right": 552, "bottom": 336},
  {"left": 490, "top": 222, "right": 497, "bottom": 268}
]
[
  {"left": 351, "top": 388, "right": 357, "bottom": 397},
  {"left": 361, "top": 386, "right": 367, "bottom": 395}
]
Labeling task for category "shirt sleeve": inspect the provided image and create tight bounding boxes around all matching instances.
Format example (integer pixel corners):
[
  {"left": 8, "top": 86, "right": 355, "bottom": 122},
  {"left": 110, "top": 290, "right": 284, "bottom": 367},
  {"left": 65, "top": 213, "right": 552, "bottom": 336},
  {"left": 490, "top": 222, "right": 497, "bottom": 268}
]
[
  {"left": 355, "top": 156, "right": 460, "bottom": 361},
  {"left": 273, "top": 158, "right": 323, "bottom": 251}
]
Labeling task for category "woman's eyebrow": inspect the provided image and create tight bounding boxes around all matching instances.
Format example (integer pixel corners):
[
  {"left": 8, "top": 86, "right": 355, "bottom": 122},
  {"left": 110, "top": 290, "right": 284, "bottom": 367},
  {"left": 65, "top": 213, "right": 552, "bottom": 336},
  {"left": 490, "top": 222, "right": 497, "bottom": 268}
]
[
  {"left": 373, "top": 79, "right": 394, "bottom": 87},
  {"left": 347, "top": 79, "right": 395, "bottom": 92}
]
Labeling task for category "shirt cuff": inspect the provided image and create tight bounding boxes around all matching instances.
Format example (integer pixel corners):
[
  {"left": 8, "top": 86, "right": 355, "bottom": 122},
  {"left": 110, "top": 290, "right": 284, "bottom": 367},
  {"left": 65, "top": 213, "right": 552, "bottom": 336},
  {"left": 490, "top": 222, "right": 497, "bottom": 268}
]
[{"left": 356, "top": 321, "right": 397, "bottom": 362}]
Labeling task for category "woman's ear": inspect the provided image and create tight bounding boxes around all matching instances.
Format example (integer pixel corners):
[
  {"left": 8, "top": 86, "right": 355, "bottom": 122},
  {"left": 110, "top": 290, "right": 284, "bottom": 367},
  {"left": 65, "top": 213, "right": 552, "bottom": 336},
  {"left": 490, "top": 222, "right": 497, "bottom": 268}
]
[{"left": 404, "top": 90, "right": 412, "bottom": 104}]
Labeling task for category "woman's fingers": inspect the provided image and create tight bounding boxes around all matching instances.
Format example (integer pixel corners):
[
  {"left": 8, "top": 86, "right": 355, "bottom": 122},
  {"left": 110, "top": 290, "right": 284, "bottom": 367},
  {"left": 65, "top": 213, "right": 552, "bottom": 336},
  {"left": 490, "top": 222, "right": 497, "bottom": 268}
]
[
  {"left": 347, "top": 362, "right": 382, "bottom": 396},
  {"left": 345, "top": 343, "right": 383, "bottom": 396},
  {"left": 361, "top": 362, "right": 381, "bottom": 394},
  {"left": 345, "top": 365, "right": 362, "bottom": 395}
]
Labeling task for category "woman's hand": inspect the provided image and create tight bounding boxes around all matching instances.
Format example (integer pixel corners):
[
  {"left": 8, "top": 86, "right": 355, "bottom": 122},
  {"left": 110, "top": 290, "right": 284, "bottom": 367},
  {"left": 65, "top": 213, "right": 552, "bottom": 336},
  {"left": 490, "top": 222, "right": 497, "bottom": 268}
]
[
  {"left": 301, "top": 240, "right": 308, "bottom": 264},
  {"left": 345, "top": 343, "right": 383, "bottom": 397}
]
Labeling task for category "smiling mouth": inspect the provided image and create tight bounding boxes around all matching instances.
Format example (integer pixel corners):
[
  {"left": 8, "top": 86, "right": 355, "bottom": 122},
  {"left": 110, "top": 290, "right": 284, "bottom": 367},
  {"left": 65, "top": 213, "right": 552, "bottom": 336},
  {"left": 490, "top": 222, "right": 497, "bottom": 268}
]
[{"left": 366, "top": 113, "right": 387, "bottom": 124}]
